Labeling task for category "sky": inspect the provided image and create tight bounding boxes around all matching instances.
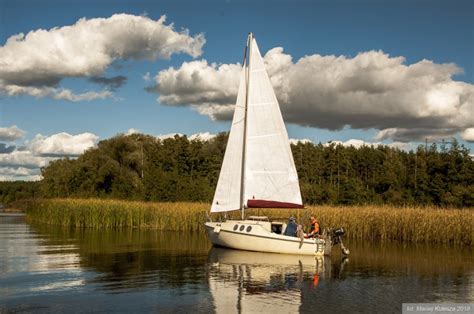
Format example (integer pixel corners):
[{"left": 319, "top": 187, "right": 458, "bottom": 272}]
[{"left": 0, "top": 0, "right": 473, "bottom": 180}]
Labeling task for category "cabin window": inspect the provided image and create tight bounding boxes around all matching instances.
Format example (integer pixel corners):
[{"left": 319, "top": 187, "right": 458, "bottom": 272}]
[
  {"left": 239, "top": 225, "right": 245, "bottom": 231},
  {"left": 271, "top": 223, "right": 283, "bottom": 234},
  {"left": 233, "top": 224, "right": 238, "bottom": 231},
  {"left": 246, "top": 226, "right": 252, "bottom": 232}
]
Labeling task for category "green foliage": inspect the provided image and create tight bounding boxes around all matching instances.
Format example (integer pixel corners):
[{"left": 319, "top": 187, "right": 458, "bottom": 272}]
[
  {"left": 2, "top": 134, "right": 473, "bottom": 207},
  {"left": 292, "top": 139, "right": 473, "bottom": 207},
  {"left": 38, "top": 133, "right": 224, "bottom": 203},
  {"left": 0, "top": 181, "right": 41, "bottom": 204}
]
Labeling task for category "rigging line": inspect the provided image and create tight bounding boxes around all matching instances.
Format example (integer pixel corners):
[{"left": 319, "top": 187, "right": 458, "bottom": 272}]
[
  {"left": 241, "top": 38, "right": 248, "bottom": 66},
  {"left": 248, "top": 132, "right": 282, "bottom": 139},
  {"left": 249, "top": 101, "right": 273, "bottom": 107},
  {"left": 232, "top": 118, "right": 245, "bottom": 125},
  {"left": 262, "top": 180, "right": 301, "bottom": 204},
  {"left": 250, "top": 170, "right": 288, "bottom": 174}
]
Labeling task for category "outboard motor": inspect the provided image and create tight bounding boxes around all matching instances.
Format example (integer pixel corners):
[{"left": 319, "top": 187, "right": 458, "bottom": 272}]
[{"left": 331, "top": 227, "right": 350, "bottom": 255}]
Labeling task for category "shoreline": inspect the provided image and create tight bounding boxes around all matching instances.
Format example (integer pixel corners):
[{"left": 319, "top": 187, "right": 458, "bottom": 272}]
[
  {"left": 23, "top": 198, "right": 473, "bottom": 247},
  {"left": 0, "top": 212, "right": 26, "bottom": 217},
  {"left": 0, "top": 204, "right": 25, "bottom": 215}
]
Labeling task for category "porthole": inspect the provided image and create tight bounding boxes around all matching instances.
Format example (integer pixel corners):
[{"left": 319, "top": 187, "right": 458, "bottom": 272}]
[
  {"left": 239, "top": 225, "right": 245, "bottom": 231},
  {"left": 233, "top": 224, "right": 239, "bottom": 231},
  {"left": 246, "top": 226, "right": 252, "bottom": 232}
]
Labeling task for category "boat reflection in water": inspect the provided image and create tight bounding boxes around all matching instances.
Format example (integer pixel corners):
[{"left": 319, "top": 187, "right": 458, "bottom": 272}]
[{"left": 207, "top": 247, "right": 348, "bottom": 313}]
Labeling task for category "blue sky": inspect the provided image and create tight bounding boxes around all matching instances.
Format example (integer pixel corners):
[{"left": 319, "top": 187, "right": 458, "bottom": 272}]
[{"left": 0, "top": 0, "right": 473, "bottom": 180}]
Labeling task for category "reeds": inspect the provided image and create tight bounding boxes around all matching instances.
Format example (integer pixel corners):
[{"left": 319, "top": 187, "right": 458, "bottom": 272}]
[
  {"left": 249, "top": 205, "right": 473, "bottom": 246},
  {"left": 26, "top": 199, "right": 473, "bottom": 246},
  {"left": 304, "top": 205, "right": 472, "bottom": 247},
  {"left": 26, "top": 198, "right": 208, "bottom": 231}
]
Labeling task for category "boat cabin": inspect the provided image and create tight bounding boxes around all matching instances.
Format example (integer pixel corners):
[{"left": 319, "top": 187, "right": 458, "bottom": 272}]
[{"left": 242, "top": 217, "right": 288, "bottom": 235}]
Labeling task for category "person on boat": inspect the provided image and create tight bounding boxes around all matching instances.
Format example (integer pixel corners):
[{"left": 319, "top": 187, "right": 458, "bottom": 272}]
[
  {"left": 283, "top": 217, "right": 298, "bottom": 237},
  {"left": 305, "top": 216, "right": 320, "bottom": 238}
]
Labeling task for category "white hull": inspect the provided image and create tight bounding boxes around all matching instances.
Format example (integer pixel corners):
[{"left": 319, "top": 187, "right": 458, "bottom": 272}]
[{"left": 205, "top": 220, "right": 329, "bottom": 256}]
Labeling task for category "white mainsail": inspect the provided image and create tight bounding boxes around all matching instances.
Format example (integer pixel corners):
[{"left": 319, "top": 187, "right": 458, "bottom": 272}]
[
  {"left": 211, "top": 33, "right": 302, "bottom": 213},
  {"left": 244, "top": 38, "right": 302, "bottom": 208}
]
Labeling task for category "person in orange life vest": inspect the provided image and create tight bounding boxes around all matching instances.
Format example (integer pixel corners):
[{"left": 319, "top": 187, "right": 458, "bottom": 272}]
[{"left": 305, "top": 216, "right": 320, "bottom": 238}]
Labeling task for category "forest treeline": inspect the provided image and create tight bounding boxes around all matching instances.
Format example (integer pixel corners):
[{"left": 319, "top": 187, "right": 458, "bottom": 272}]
[
  {"left": 0, "top": 181, "right": 41, "bottom": 205},
  {"left": 1, "top": 133, "right": 473, "bottom": 207}
]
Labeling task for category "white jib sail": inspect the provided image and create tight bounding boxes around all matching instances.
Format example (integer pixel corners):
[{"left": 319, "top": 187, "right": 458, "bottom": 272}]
[
  {"left": 244, "top": 38, "right": 302, "bottom": 206},
  {"left": 210, "top": 67, "right": 247, "bottom": 213}
]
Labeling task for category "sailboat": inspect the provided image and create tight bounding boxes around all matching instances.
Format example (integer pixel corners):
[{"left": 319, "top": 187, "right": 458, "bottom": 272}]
[{"left": 205, "top": 33, "right": 335, "bottom": 256}]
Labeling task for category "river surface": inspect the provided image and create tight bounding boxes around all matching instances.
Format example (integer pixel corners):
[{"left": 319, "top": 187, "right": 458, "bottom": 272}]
[{"left": 0, "top": 214, "right": 472, "bottom": 313}]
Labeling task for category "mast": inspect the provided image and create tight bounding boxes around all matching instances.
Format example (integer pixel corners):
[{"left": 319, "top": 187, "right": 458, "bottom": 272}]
[{"left": 240, "top": 32, "right": 252, "bottom": 220}]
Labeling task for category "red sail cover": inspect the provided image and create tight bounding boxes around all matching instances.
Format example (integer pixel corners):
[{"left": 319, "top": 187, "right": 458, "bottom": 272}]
[{"left": 247, "top": 199, "right": 304, "bottom": 209}]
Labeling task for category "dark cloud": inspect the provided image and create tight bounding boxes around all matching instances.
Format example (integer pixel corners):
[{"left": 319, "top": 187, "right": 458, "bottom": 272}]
[
  {"left": 2, "top": 74, "right": 61, "bottom": 88},
  {"left": 374, "top": 128, "right": 459, "bottom": 143},
  {"left": 0, "top": 143, "right": 15, "bottom": 154},
  {"left": 88, "top": 75, "right": 127, "bottom": 90}
]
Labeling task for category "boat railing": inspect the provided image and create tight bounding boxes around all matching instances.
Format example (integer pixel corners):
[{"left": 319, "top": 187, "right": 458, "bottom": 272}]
[{"left": 247, "top": 216, "right": 269, "bottom": 221}]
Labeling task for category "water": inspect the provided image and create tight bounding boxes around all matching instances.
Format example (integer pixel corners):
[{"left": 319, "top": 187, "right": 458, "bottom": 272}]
[{"left": 0, "top": 215, "right": 472, "bottom": 313}]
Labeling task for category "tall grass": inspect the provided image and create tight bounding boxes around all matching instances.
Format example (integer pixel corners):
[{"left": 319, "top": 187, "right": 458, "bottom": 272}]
[
  {"left": 26, "top": 199, "right": 473, "bottom": 246},
  {"left": 26, "top": 198, "right": 208, "bottom": 231},
  {"left": 255, "top": 205, "right": 473, "bottom": 247}
]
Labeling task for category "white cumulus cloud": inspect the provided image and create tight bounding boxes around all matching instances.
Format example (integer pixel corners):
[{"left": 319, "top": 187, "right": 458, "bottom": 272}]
[
  {"left": 0, "top": 131, "right": 100, "bottom": 180},
  {"left": 0, "top": 167, "right": 42, "bottom": 181},
  {"left": 2, "top": 85, "right": 114, "bottom": 102},
  {"left": 0, "top": 14, "right": 205, "bottom": 101},
  {"left": 125, "top": 128, "right": 140, "bottom": 136},
  {"left": 325, "top": 139, "right": 414, "bottom": 151},
  {"left": 29, "top": 132, "right": 99, "bottom": 156},
  {"left": 142, "top": 72, "right": 151, "bottom": 81},
  {"left": 150, "top": 47, "right": 474, "bottom": 142},
  {"left": 156, "top": 133, "right": 184, "bottom": 141},
  {"left": 289, "top": 138, "right": 313, "bottom": 145},
  {"left": 156, "top": 132, "right": 217, "bottom": 142},
  {"left": 188, "top": 132, "right": 216, "bottom": 141},
  {"left": 149, "top": 59, "right": 241, "bottom": 120},
  {"left": 0, "top": 150, "right": 53, "bottom": 169},
  {"left": 460, "top": 128, "right": 474, "bottom": 142},
  {"left": 0, "top": 125, "right": 26, "bottom": 141}
]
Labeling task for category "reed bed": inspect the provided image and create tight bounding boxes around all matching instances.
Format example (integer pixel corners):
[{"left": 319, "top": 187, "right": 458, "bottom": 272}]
[
  {"left": 26, "top": 199, "right": 473, "bottom": 247},
  {"left": 252, "top": 205, "right": 473, "bottom": 247},
  {"left": 26, "top": 198, "right": 209, "bottom": 231}
]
